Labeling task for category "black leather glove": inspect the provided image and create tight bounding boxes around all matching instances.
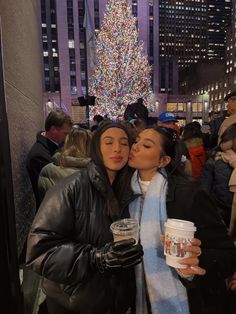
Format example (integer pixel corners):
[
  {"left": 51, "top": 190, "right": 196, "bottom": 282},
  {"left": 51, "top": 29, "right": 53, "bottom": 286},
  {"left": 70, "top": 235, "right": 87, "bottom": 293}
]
[{"left": 90, "top": 238, "right": 143, "bottom": 273}]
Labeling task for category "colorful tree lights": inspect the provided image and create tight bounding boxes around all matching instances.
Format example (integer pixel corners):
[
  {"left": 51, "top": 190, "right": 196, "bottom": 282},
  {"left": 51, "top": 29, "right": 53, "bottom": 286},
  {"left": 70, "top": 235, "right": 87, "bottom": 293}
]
[{"left": 89, "top": 0, "right": 152, "bottom": 120}]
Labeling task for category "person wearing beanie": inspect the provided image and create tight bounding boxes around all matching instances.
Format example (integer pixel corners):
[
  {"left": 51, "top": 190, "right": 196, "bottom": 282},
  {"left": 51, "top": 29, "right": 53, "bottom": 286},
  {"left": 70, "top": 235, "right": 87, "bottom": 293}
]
[{"left": 26, "top": 122, "right": 143, "bottom": 314}]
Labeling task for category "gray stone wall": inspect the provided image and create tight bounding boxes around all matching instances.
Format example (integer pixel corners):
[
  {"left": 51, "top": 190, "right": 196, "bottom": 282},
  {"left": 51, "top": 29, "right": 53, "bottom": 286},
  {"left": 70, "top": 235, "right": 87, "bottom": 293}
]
[{"left": 0, "top": 0, "right": 43, "bottom": 255}]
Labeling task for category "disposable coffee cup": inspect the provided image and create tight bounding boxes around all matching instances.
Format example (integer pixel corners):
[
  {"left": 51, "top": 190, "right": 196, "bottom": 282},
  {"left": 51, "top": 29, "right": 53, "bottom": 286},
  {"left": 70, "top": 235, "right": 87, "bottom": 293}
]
[
  {"left": 110, "top": 218, "right": 139, "bottom": 244},
  {"left": 164, "top": 219, "right": 196, "bottom": 269}
]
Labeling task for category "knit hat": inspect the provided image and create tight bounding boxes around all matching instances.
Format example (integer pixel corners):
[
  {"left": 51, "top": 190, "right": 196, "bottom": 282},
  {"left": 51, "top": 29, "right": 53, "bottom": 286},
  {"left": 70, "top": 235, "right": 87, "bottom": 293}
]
[{"left": 96, "top": 121, "right": 130, "bottom": 137}]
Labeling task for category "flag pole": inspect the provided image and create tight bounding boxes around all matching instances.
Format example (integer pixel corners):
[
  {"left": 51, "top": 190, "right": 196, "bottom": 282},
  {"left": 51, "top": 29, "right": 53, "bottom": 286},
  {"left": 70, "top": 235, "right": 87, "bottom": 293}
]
[{"left": 83, "top": 0, "right": 89, "bottom": 127}]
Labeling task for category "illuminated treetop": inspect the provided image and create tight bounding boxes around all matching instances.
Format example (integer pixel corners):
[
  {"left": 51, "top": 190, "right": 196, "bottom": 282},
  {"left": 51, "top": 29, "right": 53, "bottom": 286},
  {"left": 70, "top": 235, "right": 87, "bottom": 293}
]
[{"left": 89, "top": 0, "right": 152, "bottom": 120}]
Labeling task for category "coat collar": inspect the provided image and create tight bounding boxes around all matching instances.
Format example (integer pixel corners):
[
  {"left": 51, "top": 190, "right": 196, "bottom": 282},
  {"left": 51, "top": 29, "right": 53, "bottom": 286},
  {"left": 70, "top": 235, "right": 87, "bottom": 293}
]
[
  {"left": 87, "top": 161, "right": 122, "bottom": 221},
  {"left": 36, "top": 132, "right": 59, "bottom": 152},
  {"left": 87, "top": 161, "right": 111, "bottom": 197},
  {"left": 166, "top": 175, "right": 176, "bottom": 203},
  {"left": 53, "top": 152, "right": 91, "bottom": 169}
]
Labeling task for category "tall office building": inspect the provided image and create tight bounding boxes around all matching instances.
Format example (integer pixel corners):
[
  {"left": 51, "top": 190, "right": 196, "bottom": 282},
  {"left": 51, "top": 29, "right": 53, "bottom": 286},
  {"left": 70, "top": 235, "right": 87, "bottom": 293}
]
[
  {"left": 180, "top": 0, "right": 234, "bottom": 110},
  {"left": 159, "top": 0, "right": 232, "bottom": 94},
  {"left": 159, "top": 0, "right": 208, "bottom": 69},
  {"left": 207, "top": 0, "right": 231, "bottom": 60},
  {"left": 225, "top": 0, "right": 236, "bottom": 88},
  {"left": 159, "top": 0, "right": 208, "bottom": 94},
  {"left": 40, "top": 0, "right": 159, "bottom": 113},
  {"left": 191, "top": 0, "right": 236, "bottom": 111}
]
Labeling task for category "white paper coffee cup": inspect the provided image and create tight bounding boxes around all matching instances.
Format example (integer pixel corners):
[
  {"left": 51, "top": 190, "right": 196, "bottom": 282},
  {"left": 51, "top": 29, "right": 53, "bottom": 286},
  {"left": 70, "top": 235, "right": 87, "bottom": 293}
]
[
  {"left": 110, "top": 218, "right": 139, "bottom": 244},
  {"left": 164, "top": 219, "right": 196, "bottom": 269}
]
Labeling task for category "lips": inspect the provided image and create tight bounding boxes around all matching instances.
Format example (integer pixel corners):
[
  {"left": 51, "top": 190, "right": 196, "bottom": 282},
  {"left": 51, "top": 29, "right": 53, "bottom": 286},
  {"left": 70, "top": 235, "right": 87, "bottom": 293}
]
[{"left": 110, "top": 156, "right": 123, "bottom": 162}]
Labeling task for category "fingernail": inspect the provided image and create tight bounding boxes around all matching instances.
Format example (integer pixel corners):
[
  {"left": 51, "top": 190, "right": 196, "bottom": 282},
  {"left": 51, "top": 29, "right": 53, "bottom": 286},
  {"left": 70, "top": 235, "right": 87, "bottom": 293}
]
[{"left": 190, "top": 266, "right": 198, "bottom": 272}]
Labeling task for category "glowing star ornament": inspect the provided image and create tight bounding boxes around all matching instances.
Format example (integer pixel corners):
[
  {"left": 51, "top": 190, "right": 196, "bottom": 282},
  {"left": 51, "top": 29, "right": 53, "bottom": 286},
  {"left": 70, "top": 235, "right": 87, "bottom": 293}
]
[{"left": 89, "top": 0, "right": 152, "bottom": 120}]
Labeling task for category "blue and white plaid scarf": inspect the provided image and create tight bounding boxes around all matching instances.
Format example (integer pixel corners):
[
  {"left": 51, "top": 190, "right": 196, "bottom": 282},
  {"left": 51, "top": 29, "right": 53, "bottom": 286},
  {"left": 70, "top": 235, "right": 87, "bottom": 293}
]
[{"left": 129, "top": 170, "right": 189, "bottom": 314}]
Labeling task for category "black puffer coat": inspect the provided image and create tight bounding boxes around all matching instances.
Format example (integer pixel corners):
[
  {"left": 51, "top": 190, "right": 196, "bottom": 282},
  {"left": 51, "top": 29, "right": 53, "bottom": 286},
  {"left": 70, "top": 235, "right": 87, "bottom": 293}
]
[
  {"left": 200, "top": 157, "right": 233, "bottom": 227},
  {"left": 26, "top": 161, "right": 136, "bottom": 314}
]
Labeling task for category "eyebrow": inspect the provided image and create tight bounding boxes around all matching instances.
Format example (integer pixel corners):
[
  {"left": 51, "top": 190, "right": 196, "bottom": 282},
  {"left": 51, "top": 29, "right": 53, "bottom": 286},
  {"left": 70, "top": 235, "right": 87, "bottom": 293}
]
[
  {"left": 144, "top": 138, "right": 156, "bottom": 145},
  {"left": 103, "top": 136, "right": 128, "bottom": 140},
  {"left": 137, "top": 136, "right": 156, "bottom": 145}
]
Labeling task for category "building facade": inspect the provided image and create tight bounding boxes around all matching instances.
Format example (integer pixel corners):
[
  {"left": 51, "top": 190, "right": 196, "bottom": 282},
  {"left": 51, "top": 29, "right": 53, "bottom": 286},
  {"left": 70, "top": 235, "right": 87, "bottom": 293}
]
[
  {"left": 159, "top": 0, "right": 208, "bottom": 94},
  {"left": 40, "top": 0, "right": 159, "bottom": 114},
  {"left": 159, "top": 0, "right": 208, "bottom": 69},
  {"left": 187, "top": 0, "right": 236, "bottom": 113},
  {"left": 207, "top": 0, "right": 231, "bottom": 60},
  {"left": 159, "top": 0, "right": 232, "bottom": 95}
]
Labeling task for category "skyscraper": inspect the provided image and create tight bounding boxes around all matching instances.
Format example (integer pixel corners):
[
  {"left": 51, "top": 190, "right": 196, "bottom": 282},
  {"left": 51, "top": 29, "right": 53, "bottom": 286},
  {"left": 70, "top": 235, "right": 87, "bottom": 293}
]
[
  {"left": 180, "top": 1, "right": 234, "bottom": 111},
  {"left": 159, "top": 0, "right": 232, "bottom": 94},
  {"left": 207, "top": 0, "right": 231, "bottom": 60},
  {"left": 159, "top": 0, "right": 208, "bottom": 69},
  {"left": 40, "top": 0, "right": 159, "bottom": 113}
]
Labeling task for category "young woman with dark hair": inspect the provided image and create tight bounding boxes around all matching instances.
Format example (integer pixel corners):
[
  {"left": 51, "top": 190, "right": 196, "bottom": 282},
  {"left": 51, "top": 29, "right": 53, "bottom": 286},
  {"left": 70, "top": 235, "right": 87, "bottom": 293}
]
[
  {"left": 128, "top": 126, "right": 236, "bottom": 314},
  {"left": 26, "top": 122, "right": 143, "bottom": 314}
]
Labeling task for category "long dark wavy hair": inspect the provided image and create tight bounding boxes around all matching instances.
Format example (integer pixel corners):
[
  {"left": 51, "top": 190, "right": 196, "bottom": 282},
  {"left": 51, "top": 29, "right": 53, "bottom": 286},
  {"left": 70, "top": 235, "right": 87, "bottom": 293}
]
[{"left": 90, "top": 122, "right": 134, "bottom": 216}]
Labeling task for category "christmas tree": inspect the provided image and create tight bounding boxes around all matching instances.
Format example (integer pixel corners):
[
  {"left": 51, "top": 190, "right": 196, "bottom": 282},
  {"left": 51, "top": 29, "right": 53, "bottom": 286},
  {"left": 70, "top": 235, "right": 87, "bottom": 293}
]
[{"left": 89, "top": 0, "right": 152, "bottom": 120}]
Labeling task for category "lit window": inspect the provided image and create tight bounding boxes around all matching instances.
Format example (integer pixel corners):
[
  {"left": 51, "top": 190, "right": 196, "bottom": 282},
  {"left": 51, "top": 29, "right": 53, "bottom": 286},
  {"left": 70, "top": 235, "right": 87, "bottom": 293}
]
[{"left": 69, "top": 40, "right": 75, "bottom": 48}]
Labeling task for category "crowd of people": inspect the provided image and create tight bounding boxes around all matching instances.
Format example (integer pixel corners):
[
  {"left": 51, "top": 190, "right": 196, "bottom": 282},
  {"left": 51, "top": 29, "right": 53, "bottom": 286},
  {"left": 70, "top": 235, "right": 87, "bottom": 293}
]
[{"left": 23, "top": 93, "right": 236, "bottom": 314}]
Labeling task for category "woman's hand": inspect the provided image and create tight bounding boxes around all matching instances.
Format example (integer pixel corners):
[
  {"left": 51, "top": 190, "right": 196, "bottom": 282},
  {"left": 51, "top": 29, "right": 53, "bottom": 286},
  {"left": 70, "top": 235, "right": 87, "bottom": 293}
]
[
  {"left": 226, "top": 272, "right": 236, "bottom": 294},
  {"left": 90, "top": 239, "right": 143, "bottom": 272},
  {"left": 177, "top": 238, "right": 206, "bottom": 277}
]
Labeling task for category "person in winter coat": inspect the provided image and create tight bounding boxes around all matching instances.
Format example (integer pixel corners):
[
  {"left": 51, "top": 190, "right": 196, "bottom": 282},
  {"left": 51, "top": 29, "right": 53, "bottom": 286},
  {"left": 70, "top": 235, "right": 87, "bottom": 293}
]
[
  {"left": 38, "top": 127, "right": 92, "bottom": 202},
  {"left": 124, "top": 98, "right": 149, "bottom": 123},
  {"left": 128, "top": 126, "right": 236, "bottom": 314},
  {"left": 157, "top": 112, "right": 193, "bottom": 176},
  {"left": 181, "top": 122, "right": 206, "bottom": 178},
  {"left": 26, "top": 122, "right": 143, "bottom": 314},
  {"left": 208, "top": 91, "right": 236, "bottom": 148},
  {"left": 26, "top": 110, "right": 73, "bottom": 209},
  {"left": 201, "top": 124, "right": 236, "bottom": 234}
]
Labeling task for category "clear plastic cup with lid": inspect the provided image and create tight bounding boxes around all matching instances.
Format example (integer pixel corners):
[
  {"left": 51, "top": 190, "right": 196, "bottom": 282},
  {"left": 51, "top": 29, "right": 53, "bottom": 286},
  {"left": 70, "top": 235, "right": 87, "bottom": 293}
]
[{"left": 110, "top": 218, "right": 139, "bottom": 244}]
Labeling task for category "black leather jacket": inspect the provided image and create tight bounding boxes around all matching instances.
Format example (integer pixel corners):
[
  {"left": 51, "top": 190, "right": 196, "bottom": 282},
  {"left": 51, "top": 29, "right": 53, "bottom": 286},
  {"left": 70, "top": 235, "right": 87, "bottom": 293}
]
[{"left": 26, "top": 162, "right": 136, "bottom": 314}]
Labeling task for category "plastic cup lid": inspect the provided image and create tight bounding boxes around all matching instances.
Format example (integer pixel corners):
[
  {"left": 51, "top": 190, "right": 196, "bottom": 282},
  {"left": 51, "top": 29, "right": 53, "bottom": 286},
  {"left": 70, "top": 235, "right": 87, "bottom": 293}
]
[
  {"left": 164, "top": 219, "right": 196, "bottom": 232},
  {"left": 110, "top": 218, "right": 139, "bottom": 235}
]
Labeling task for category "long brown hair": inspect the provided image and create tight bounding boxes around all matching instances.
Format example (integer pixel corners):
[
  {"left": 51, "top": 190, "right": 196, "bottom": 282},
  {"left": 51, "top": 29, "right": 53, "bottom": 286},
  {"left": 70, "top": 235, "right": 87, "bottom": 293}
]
[{"left": 58, "top": 128, "right": 92, "bottom": 166}]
